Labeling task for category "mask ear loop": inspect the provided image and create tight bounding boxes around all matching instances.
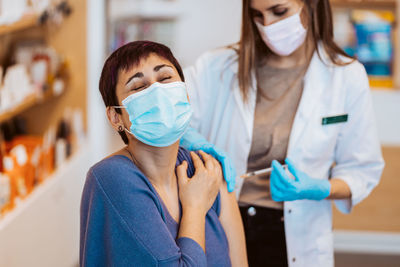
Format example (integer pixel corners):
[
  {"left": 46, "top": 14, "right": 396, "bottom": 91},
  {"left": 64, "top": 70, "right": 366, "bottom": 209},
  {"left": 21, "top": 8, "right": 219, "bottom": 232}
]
[{"left": 111, "top": 106, "right": 135, "bottom": 136}]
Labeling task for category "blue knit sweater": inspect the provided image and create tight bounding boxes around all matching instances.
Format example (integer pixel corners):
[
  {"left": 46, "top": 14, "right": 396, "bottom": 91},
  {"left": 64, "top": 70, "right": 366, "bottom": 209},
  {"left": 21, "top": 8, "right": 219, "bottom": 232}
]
[{"left": 80, "top": 147, "right": 231, "bottom": 266}]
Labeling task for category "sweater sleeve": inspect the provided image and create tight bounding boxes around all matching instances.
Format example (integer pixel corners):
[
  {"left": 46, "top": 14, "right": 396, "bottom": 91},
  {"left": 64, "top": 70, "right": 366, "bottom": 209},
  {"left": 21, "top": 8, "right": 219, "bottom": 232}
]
[
  {"left": 176, "top": 147, "right": 221, "bottom": 216},
  {"left": 80, "top": 163, "right": 207, "bottom": 267}
]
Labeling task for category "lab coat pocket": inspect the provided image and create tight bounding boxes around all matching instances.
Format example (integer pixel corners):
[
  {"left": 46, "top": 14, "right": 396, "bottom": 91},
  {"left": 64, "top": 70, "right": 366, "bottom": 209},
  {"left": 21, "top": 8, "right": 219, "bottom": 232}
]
[
  {"left": 302, "top": 112, "right": 342, "bottom": 161},
  {"left": 318, "top": 114, "right": 344, "bottom": 143}
]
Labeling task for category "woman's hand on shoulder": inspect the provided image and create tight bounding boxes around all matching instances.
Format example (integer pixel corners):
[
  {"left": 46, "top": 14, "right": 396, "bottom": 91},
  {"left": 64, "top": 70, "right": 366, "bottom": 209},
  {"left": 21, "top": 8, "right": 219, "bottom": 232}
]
[{"left": 177, "top": 151, "right": 223, "bottom": 216}]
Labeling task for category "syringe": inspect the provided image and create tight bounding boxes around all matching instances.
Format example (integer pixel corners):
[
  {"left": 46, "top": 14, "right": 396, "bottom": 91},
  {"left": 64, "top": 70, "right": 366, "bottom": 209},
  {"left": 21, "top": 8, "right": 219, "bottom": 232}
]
[{"left": 240, "top": 164, "right": 288, "bottom": 179}]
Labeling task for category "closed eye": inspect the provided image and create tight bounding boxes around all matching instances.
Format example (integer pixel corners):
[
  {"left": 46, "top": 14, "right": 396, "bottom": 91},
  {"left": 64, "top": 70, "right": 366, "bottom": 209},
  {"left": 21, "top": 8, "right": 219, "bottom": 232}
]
[
  {"left": 160, "top": 76, "right": 172, "bottom": 82},
  {"left": 131, "top": 84, "right": 146, "bottom": 91},
  {"left": 273, "top": 8, "right": 288, "bottom": 16}
]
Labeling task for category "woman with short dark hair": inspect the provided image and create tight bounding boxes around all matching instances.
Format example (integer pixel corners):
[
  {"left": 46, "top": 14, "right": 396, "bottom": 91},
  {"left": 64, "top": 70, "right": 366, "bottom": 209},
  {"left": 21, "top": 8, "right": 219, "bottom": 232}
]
[{"left": 80, "top": 41, "right": 248, "bottom": 267}]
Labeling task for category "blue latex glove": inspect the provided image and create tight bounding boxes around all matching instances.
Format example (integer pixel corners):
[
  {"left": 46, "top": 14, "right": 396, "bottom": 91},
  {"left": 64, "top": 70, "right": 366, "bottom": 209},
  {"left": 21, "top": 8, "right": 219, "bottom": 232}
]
[
  {"left": 270, "top": 158, "right": 331, "bottom": 201},
  {"left": 180, "top": 127, "right": 236, "bottom": 192}
]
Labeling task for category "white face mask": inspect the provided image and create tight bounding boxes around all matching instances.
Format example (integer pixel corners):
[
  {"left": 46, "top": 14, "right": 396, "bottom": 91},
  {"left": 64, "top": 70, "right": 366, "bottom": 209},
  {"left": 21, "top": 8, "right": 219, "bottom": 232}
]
[{"left": 255, "top": 12, "right": 307, "bottom": 56}]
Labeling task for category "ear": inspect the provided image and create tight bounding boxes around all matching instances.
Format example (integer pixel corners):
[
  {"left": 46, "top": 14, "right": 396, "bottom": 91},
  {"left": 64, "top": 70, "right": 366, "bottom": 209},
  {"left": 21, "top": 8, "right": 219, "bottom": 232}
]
[{"left": 106, "top": 106, "right": 124, "bottom": 132}]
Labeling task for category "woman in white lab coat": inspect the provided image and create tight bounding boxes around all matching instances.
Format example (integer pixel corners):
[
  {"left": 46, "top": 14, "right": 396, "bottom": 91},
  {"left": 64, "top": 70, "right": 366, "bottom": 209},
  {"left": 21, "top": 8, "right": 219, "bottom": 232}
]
[{"left": 180, "top": 0, "right": 385, "bottom": 266}]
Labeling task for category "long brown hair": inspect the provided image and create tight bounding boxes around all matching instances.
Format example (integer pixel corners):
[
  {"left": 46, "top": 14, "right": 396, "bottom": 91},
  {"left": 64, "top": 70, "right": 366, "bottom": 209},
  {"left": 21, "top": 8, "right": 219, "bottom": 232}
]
[{"left": 238, "top": 0, "right": 354, "bottom": 101}]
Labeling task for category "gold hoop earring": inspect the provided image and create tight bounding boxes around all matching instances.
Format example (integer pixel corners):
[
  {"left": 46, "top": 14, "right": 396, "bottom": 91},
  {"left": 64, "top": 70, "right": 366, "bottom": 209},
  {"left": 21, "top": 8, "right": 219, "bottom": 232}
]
[{"left": 118, "top": 125, "right": 124, "bottom": 132}]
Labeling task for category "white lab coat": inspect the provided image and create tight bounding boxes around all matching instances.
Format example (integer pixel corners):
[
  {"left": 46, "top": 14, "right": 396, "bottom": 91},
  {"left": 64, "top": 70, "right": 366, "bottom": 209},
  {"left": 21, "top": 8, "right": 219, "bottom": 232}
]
[{"left": 184, "top": 45, "right": 384, "bottom": 267}]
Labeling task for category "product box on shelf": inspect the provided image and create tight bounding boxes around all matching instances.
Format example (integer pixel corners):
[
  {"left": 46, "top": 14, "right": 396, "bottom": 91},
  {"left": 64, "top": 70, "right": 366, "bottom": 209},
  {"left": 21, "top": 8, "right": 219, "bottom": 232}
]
[
  {"left": 0, "top": 106, "right": 84, "bottom": 218},
  {"left": 0, "top": 173, "right": 11, "bottom": 214},
  {"left": 333, "top": 9, "right": 395, "bottom": 89}
]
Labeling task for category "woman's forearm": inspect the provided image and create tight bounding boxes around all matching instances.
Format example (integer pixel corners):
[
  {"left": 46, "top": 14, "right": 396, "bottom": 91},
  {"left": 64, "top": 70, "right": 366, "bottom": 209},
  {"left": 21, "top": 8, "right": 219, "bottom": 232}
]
[
  {"left": 327, "top": 178, "right": 352, "bottom": 199},
  {"left": 219, "top": 184, "right": 248, "bottom": 266},
  {"left": 178, "top": 209, "right": 206, "bottom": 252}
]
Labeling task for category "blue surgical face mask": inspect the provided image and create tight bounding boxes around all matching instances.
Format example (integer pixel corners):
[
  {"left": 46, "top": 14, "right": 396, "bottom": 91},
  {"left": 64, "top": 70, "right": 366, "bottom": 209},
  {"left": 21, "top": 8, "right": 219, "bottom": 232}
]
[{"left": 113, "top": 81, "right": 192, "bottom": 147}]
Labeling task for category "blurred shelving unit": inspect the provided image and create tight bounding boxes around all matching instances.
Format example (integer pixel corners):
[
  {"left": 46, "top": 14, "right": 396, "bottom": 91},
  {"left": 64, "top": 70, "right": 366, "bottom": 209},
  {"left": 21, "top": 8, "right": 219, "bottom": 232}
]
[
  {"left": 331, "top": 0, "right": 396, "bottom": 9},
  {"left": 107, "top": 0, "right": 182, "bottom": 53},
  {"left": 330, "top": 0, "right": 400, "bottom": 257},
  {"left": 109, "top": 0, "right": 181, "bottom": 20},
  {"left": 0, "top": 0, "right": 89, "bottom": 266},
  {"left": 0, "top": 147, "right": 72, "bottom": 231},
  {"left": 0, "top": 145, "right": 89, "bottom": 266},
  {"left": 331, "top": 0, "right": 400, "bottom": 89},
  {"left": 0, "top": 94, "right": 38, "bottom": 123},
  {"left": 0, "top": 90, "right": 62, "bottom": 124},
  {"left": 0, "top": 14, "right": 39, "bottom": 36}
]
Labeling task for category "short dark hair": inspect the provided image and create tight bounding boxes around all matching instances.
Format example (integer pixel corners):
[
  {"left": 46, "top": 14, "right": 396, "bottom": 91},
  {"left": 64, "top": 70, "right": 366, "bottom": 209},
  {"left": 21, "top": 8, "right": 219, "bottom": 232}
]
[{"left": 99, "top": 41, "right": 185, "bottom": 144}]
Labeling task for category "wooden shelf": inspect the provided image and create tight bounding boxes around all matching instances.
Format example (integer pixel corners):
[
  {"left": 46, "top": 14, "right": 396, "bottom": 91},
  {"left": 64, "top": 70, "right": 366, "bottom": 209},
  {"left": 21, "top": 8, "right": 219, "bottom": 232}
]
[
  {"left": 0, "top": 146, "right": 88, "bottom": 231},
  {"left": 0, "top": 14, "right": 40, "bottom": 37},
  {"left": 0, "top": 0, "right": 87, "bottom": 265},
  {"left": 331, "top": 0, "right": 396, "bottom": 9},
  {"left": 0, "top": 146, "right": 89, "bottom": 266},
  {"left": 371, "top": 87, "right": 400, "bottom": 91},
  {"left": 0, "top": 90, "right": 58, "bottom": 123}
]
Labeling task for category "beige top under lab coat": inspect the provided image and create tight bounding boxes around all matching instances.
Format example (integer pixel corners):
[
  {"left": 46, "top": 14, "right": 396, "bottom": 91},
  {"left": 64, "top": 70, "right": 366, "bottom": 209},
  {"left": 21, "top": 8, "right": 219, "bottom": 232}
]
[{"left": 239, "top": 62, "right": 307, "bottom": 209}]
